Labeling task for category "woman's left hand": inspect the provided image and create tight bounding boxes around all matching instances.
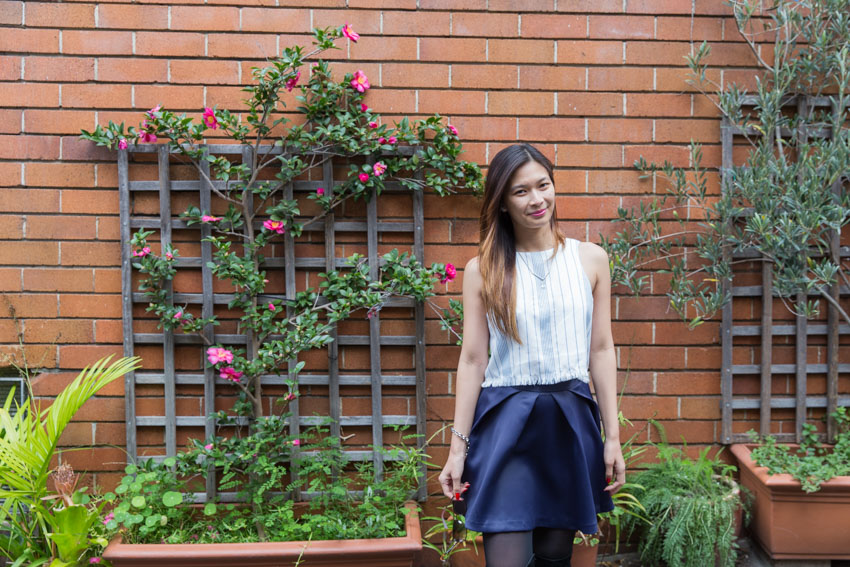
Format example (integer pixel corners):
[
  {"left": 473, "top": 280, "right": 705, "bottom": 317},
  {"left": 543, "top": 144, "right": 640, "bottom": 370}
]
[{"left": 603, "top": 439, "right": 626, "bottom": 494}]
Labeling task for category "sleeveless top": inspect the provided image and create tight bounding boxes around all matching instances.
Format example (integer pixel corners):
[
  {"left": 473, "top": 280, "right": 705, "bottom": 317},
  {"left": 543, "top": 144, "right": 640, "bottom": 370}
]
[{"left": 481, "top": 238, "right": 594, "bottom": 388}]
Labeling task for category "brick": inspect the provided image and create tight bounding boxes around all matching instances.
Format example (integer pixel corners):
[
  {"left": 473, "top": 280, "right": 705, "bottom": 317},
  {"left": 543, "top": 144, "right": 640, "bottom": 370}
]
[
  {"left": 97, "top": 58, "right": 168, "bottom": 83},
  {"left": 452, "top": 64, "right": 517, "bottom": 89},
  {"left": 170, "top": 60, "right": 240, "bottom": 85},
  {"left": 626, "top": 93, "right": 691, "bottom": 117},
  {"left": 60, "top": 190, "right": 119, "bottom": 214},
  {"left": 23, "top": 268, "right": 93, "bottom": 292},
  {"left": 0, "top": 189, "right": 59, "bottom": 213},
  {"left": 0, "top": 55, "right": 20, "bottom": 80},
  {"left": 447, "top": 116, "right": 516, "bottom": 142},
  {"left": 626, "top": 41, "right": 691, "bottom": 65},
  {"left": 97, "top": 4, "right": 168, "bottom": 30},
  {"left": 558, "top": 92, "right": 622, "bottom": 116},
  {"left": 23, "top": 163, "right": 94, "bottom": 189},
  {"left": 350, "top": 36, "right": 418, "bottom": 61},
  {"left": 311, "top": 10, "right": 379, "bottom": 35},
  {"left": 0, "top": 83, "right": 59, "bottom": 108},
  {"left": 381, "top": 11, "right": 447, "bottom": 36},
  {"left": 587, "top": 118, "right": 652, "bottom": 142},
  {"left": 686, "top": 346, "right": 721, "bottom": 369},
  {"left": 358, "top": 89, "right": 415, "bottom": 114},
  {"left": 380, "top": 63, "right": 448, "bottom": 89},
  {"left": 554, "top": 195, "right": 620, "bottom": 220},
  {"left": 135, "top": 31, "right": 206, "bottom": 57},
  {"left": 0, "top": 215, "right": 23, "bottom": 238},
  {"left": 420, "top": 0, "right": 486, "bottom": 9},
  {"left": 60, "top": 242, "right": 120, "bottom": 267},
  {"left": 59, "top": 447, "right": 127, "bottom": 472},
  {"left": 656, "top": 67, "right": 721, "bottom": 92},
  {"left": 706, "top": 42, "right": 761, "bottom": 67},
  {"left": 656, "top": 118, "right": 721, "bottom": 143},
  {"left": 57, "top": 422, "right": 93, "bottom": 447},
  {"left": 0, "top": 110, "right": 21, "bottom": 134},
  {"left": 0, "top": 163, "right": 22, "bottom": 187},
  {"left": 651, "top": 420, "right": 716, "bottom": 444},
  {"left": 58, "top": 345, "right": 123, "bottom": 370},
  {"left": 25, "top": 319, "right": 94, "bottom": 343},
  {"left": 490, "top": 0, "right": 553, "bottom": 10},
  {"left": 0, "top": 293, "right": 58, "bottom": 317},
  {"left": 453, "top": 13, "right": 517, "bottom": 37},
  {"left": 133, "top": 85, "right": 204, "bottom": 111},
  {"left": 489, "top": 91, "right": 553, "bottom": 116},
  {"left": 24, "top": 110, "right": 97, "bottom": 135},
  {"left": 59, "top": 293, "right": 121, "bottom": 318},
  {"left": 518, "top": 118, "right": 584, "bottom": 142},
  {"left": 626, "top": 0, "right": 694, "bottom": 14},
  {"left": 419, "top": 90, "right": 485, "bottom": 115},
  {"left": 489, "top": 39, "right": 554, "bottom": 64},
  {"left": 26, "top": 2, "right": 95, "bottom": 27},
  {"left": 589, "top": 15, "right": 654, "bottom": 39},
  {"left": 0, "top": 241, "right": 58, "bottom": 266},
  {"left": 558, "top": 0, "right": 623, "bottom": 12},
  {"left": 94, "top": 319, "right": 123, "bottom": 342},
  {"left": 62, "top": 31, "right": 133, "bottom": 56},
  {"left": 620, "top": 395, "right": 678, "bottom": 420},
  {"left": 0, "top": 268, "right": 22, "bottom": 291},
  {"left": 350, "top": 0, "right": 414, "bottom": 7},
  {"left": 555, "top": 143, "right": 622, "bottom": 168},
  {"left": 656, "top": 16, "right": 724, "bottom": 41},
  {"left": 420, "top": 38, "right": 486, "bottom": 63},
  {"left": 0, "top": 28, "right": 58, "bottom": 54},
  {"left": 588, "top": 67, "right": 653, "bottom": 91},
  {"left": 0, "top": 1, "right": 22, "bottom": 25},
  {"left": 170, "top": 6, "right": 240, "bottom": 32},
  {"left": 617, "top": 295, "right": 682, "bottom": 320},
  {"left": 0, "top": 135, "right": 59, "bottom": 160},
  {"left": 23, "top": 56, "right": 94, "bottom": 82},
  {"left": 557, "top": 40, "right": 622, "bottom": 64},
  {"left": 207, "top": 33, "right": 277, "bottom": 59},
  {"left": 521, "top": 14, "right": 585, "bottom": 38},
  {"left": 27, "top": 215, "right": 96, "bottom": 241},
  {"left": 520, "top": 66, "right": 585, "bottom": 90},
  {"left": 93, "top": 268, "right": 120, "bottom": 293},
  {"left": 589, "top": 170, "right": 653, "bottom": 194},
  {"left": 680, "top": 397, "right": 721, "bottom": 420},
  {"left": 61, "top": 84, "right": 132, "bottom": 109}
]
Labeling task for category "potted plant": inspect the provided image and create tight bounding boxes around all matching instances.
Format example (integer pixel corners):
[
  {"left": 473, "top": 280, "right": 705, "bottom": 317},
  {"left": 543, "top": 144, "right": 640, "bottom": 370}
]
[
  {"left": 731, "top": 408, "right": 850, "bottom": 560},
  {"left": 0, "top": 355, "right": 141, "bottom": 566},
  {"left": 622, "top": 424, "right": 748, "bottom": 567}
]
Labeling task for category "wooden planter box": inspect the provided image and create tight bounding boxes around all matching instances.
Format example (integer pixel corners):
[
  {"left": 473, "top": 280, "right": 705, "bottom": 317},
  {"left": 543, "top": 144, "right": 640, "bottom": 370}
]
[
  {"left": 731, "top": 444, "right": 850, "bottom": 560},
  {"left": 103, "top": 501, "right": 422, "bottom": 567}
]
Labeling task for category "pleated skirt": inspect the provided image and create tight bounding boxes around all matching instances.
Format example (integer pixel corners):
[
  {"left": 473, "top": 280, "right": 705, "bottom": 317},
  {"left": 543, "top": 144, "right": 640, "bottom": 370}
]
[{"left": 460, "top": 379, "right": 614, "bottom": 535}]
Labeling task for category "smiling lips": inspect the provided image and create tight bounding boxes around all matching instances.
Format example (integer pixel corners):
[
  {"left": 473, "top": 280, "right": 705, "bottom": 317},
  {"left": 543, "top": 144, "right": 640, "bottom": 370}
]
[{"left": 530, "top": 208, "right": 547, "bottom": 218}]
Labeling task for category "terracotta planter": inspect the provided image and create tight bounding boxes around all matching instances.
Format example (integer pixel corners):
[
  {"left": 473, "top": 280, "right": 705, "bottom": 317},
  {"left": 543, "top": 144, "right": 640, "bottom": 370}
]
[
  {"left": 570, "top": 540, "right": 598, "bottom": 567},
  {"left": 731, "top": 443, "right": 850, "bottom": 560},
  {"left": 449, "top": 534, "right": 597, "bottom": 567},
  {"left": 103, "top": 501, "right": 422, "bottom": 567}
]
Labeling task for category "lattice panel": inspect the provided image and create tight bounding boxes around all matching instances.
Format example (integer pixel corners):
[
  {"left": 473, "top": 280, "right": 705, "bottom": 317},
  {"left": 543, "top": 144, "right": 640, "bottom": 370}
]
[{"left": 118, "top": 144, "right": 428, "bottom": 500}]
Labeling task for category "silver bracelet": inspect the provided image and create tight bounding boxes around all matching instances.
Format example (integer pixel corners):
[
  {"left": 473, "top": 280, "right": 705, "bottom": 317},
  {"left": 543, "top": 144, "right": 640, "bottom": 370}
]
[{"left": 451, "top": 427, "right": 470, "bottom": 456}]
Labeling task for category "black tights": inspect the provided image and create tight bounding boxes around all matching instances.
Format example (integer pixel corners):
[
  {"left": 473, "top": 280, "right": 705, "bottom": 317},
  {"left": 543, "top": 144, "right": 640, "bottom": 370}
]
[{"left": 482, "top": 528, "right": 576, "bottom": 567}]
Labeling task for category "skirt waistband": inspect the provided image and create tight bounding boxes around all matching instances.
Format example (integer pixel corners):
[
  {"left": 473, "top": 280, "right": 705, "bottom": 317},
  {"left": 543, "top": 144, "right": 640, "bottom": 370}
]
[{"left": 489, "top": 378, "right": 588, "bottom": 393}]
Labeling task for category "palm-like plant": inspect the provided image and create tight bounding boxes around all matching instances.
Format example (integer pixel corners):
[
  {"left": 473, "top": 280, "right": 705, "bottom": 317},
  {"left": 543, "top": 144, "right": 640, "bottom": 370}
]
[{"left": 0, "top": 355, "right": 142, "bottom": 566}]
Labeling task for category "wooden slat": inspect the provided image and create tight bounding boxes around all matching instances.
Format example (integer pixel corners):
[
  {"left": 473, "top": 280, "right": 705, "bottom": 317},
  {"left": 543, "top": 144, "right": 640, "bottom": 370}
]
[
  {"left": 760, "top": 261, "right": 773, "bottom": 437},
  {"left": 137, "top": 415, "right": 417, "bottom": 428},
  {"left": 732, "top": 363, "right": 850, "bottom": 374},
  {"left": 827, "top": 98, "right": 842, "bottom": 443},
  {"left": 133, "top": 292, "right": 416, "bottom": 307},
  {"left": 720, "top": 117, "right": 734, "bottom": 444},
  {"left": 732, "top": 396, "right": 850, "bottom": 410},
  {"left": 732, "top": 323, "right": 850, "bottom": 336},
  {"left": 199, "top": 146, "right": 216, "bottom": 500},
  {"left": 129, "top": 179, "right": 417, "bottom": 195},
  {"left": 324, "top": 159, "right": 341, "bottom": 442},
  {"left": 283, "top": 177, "right": 301, "bottom": 500},
  {"left": 158, "top": 145, "right": 177, "bottom": 458},
  {"left": 795, "top": 292, "right": 808, "bottom": 444},
  {"left": 368, "top": 185, "right": 384, "bottom": 482},
  {"left": 134, "top": 372, "right": 417, "bottom": 386},
  {"left": 118, "top": 148, "right": 137, "bottom": 463},
  {"left": 130, "top": 217, "right": 414, "bottom": 233},
  {"left": 413, "top": 163, "right": 427, "bottom": 501}
]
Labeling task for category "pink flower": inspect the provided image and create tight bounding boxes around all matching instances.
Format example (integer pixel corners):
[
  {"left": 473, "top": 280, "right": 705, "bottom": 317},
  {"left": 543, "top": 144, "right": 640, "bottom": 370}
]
[
  {"left": 292, "top": 439, "right": 301, "bottom": 446},
  {"left": 358, "top": 172, "right": 369, "bottom": 183},
  {"left": 201, "top": 215, "right": 222, "bottom": 223},
  {"left": 285, "top": 71, "right": 300, "bottom": 92},
  {"left": 147, "top": 104, "right": 161, "bottom": 118},
  {"left": 447, "top": 124, "right": 458, "bottom": 136},
  {"left": 440, "top": 263, "right": 457, "bottom": 284},
  {"left": 165, "top": 251, "right": 173, "bottom": 260},
  {"left": 139, "top": 131, "right": 157, "bottom": 144},
  {"left": 360, "top": 103, "right": 368, "bottom": 112},
  {"left": 342, "top": 23, "right": 359, "bottom": 42},
  {"left": 132, "top": 246, "right": 151, "bottom": 257},
  {"left": 90, "top": 558, "right": 102, "bottom": 565},
  {"left": 173, "top": 311, "right": 183, "bottom": 320},
  {"left": 102, "top": 512, "right": 114, "bottom": 526},
  {"left": 203, "top": 107, "right": 218, "bottom": 130},
  {"left": 378, "top": 137, "right": 386, "bottom": 144},
  {"left": 350, "top": 70, "right": 370, "bottom": 93},
  {"left": 387, "top": 136, "right": 397, "bottom": 144},
  {"left": 373, "top": 162, "right": 387, "bottom": 177},
  {"left": 204, "top": 443, "right": 213, "bottom": 450},
  {"left": 220, "top": 366, "right": 243, "bottom": 383},
  {"left": 118, "top": 138, "right": 128, "bottom": 150},
  {"left": 316, "top": 187, "right": 325, "bottom": 196},
  {"left": 263, "top": 219, "right": 286, "bottom": 234},
  {"left": 207, "top": 347, "right": 234, "bottom": 365},
  {"left": 368, "top": 121, "right": 378, "bottom": 129},
  {"left": 268, "top": 302, "right": 275, "bottom": 311},
  {"left": 285, "top": 392, "right": 296, "bottom": 401}
]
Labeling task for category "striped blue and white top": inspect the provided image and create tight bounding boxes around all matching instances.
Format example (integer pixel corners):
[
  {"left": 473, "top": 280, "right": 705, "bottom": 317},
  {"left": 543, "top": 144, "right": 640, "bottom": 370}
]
[{"left": 481, "top": 238, "right": 594, "bottom": 388}]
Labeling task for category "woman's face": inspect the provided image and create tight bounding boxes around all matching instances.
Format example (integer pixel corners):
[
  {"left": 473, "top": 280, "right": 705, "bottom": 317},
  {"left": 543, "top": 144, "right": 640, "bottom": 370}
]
[{"left": 501, "top": 160, "right": 555, "bottom": 232}]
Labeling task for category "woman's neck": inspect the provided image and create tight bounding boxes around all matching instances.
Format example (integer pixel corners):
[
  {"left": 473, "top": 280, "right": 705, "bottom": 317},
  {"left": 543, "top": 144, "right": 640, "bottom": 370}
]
[{"left": 514, "top": 228, "right": 557, "bottom": 253}]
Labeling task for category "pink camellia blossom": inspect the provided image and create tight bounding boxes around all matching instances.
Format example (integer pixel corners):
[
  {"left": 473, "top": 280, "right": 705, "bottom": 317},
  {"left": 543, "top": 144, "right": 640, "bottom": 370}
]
[
  {"left": 285, "top": 71, "right": 300, "bottom": 92},
  {"left": 360, "top": 103, "right": 368, "bottom": 112},
  {"left": 316, "top": 187, "right": 325, "bottom": 196},
  {"left": 378, "top": 137, "right": 386, "bottom": 144},
  {"left": 447, "top": 124, "right": 459, "bottom": 136},
  {"left": 373, "top": 162, "right": 387, "bottom": 176},
  {"left": 139, "top": 131, "right": 157, "bottom": 144},
  {"left": 292, "top": 439, "right": 301, "bottom": 446},
  {"left": 387, "top": 136, "right": 397, "bottom": 144},
  {"left": 204, "top": 443, "right": 213, "bottom": 450},
  {"left": 220, "top": 366, "right": 243, "bottom": 383},
  {"left": 102, "top": 512, "right": 114, "bottom": 526},
  {"left": 285, "top": 392, "right": 296, "bottom": 401},
  {"left": 440, "top": 263, "right": 457, "bottom": 284},
  {"left": 207, "top": 346, "right": 234, "bottom": 365},
  {"left": 147, "top": 104, "right": 161, "bottom": 117},
  {"left": 342, "top": 23, "right": 359, "bottom": 42},
  {"left": 202, "top": 107, "right": 218, "bottom": 130},
  {"left": 132, "top": 246, "right": 151, "bottom": 257},
  {"left": 368, "top": 121, "right": 378, "bottom": 129},
  {"left": 268, "top": 302, "right": 275, "bottom": 311},
  {"left": 90, "top": 558, "right": 102, "bottom": 565},
  {"left": 350, "top": 70, "right": 370, "bottom": 93},
  {"left": 263, "top": 219, "right": 286, "bottom": 234},
  {"left": 118, "top": 138, "right": 128, "bottom": 150},
  {"left": 358, "top": 172, "right": 369, "bottom": 183},
  {"left": 165, "top": 251, "right": 173, "bottom": 260},
  {"left": 173, "top": 311, "right": 183, "bottom": 320},
  {"left": 201, "top": 215, "right": 222, "bottom": 223}
]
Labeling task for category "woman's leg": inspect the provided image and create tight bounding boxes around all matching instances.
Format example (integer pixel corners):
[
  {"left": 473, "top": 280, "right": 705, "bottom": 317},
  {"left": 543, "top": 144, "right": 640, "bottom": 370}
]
[
  {"left": 530, "top": 527, "right": 577, "bottom": 566},
  {"left": 482, "top": 530, "right": 534, "bottom": 567}
]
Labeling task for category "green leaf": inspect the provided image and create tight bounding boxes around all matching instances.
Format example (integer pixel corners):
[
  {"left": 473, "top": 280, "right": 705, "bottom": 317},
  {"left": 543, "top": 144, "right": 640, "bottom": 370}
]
[
  {"left": 162, "top": 491, "right": 183, "bottom": 507},
  {"left": 131, "top": 495, "right": 146, "bottom": 508}
]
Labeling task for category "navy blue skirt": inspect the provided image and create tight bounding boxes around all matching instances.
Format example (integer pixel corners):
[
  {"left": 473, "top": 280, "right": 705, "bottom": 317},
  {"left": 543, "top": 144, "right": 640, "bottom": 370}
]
[{"left": 461, "top": 379, "right": 614, "bottom": 535}]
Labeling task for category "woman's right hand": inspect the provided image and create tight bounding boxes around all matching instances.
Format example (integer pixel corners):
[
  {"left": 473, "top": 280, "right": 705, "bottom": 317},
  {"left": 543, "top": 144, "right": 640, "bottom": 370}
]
[{"left": 438, "top": 452, "right": 467, "bottom": 500}]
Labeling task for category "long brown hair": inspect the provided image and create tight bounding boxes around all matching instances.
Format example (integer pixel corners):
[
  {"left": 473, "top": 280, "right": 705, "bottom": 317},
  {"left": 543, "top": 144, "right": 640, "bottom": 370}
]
[{"left": 479, "top": 144, "right": 564, "bottom": 343}]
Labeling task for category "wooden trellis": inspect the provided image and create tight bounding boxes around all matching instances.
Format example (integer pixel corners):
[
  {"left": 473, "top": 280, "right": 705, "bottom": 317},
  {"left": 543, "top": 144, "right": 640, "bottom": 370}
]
[
  {"left": 118, "top": 144, "right": 428, "bottom": 501},
  {"left": 720, "top": 95, "right": 850, "bottom": 444}
]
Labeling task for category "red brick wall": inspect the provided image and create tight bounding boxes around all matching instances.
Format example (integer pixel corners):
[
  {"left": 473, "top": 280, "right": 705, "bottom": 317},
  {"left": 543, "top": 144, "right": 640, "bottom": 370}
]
[{"left": 1, "top": 0, "right": 797, "bottom": 503}]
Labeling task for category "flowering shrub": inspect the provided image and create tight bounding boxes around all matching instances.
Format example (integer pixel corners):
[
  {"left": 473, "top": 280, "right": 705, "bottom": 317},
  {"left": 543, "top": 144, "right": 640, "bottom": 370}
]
[{"left": 81, "top": 23, "right": 476, "bottom": 544}]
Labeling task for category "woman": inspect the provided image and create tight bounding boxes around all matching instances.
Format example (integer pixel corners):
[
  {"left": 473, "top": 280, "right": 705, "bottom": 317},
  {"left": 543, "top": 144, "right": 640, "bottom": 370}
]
[{"left": 438, "top": 144, "right": 625, "bottom": 567}]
